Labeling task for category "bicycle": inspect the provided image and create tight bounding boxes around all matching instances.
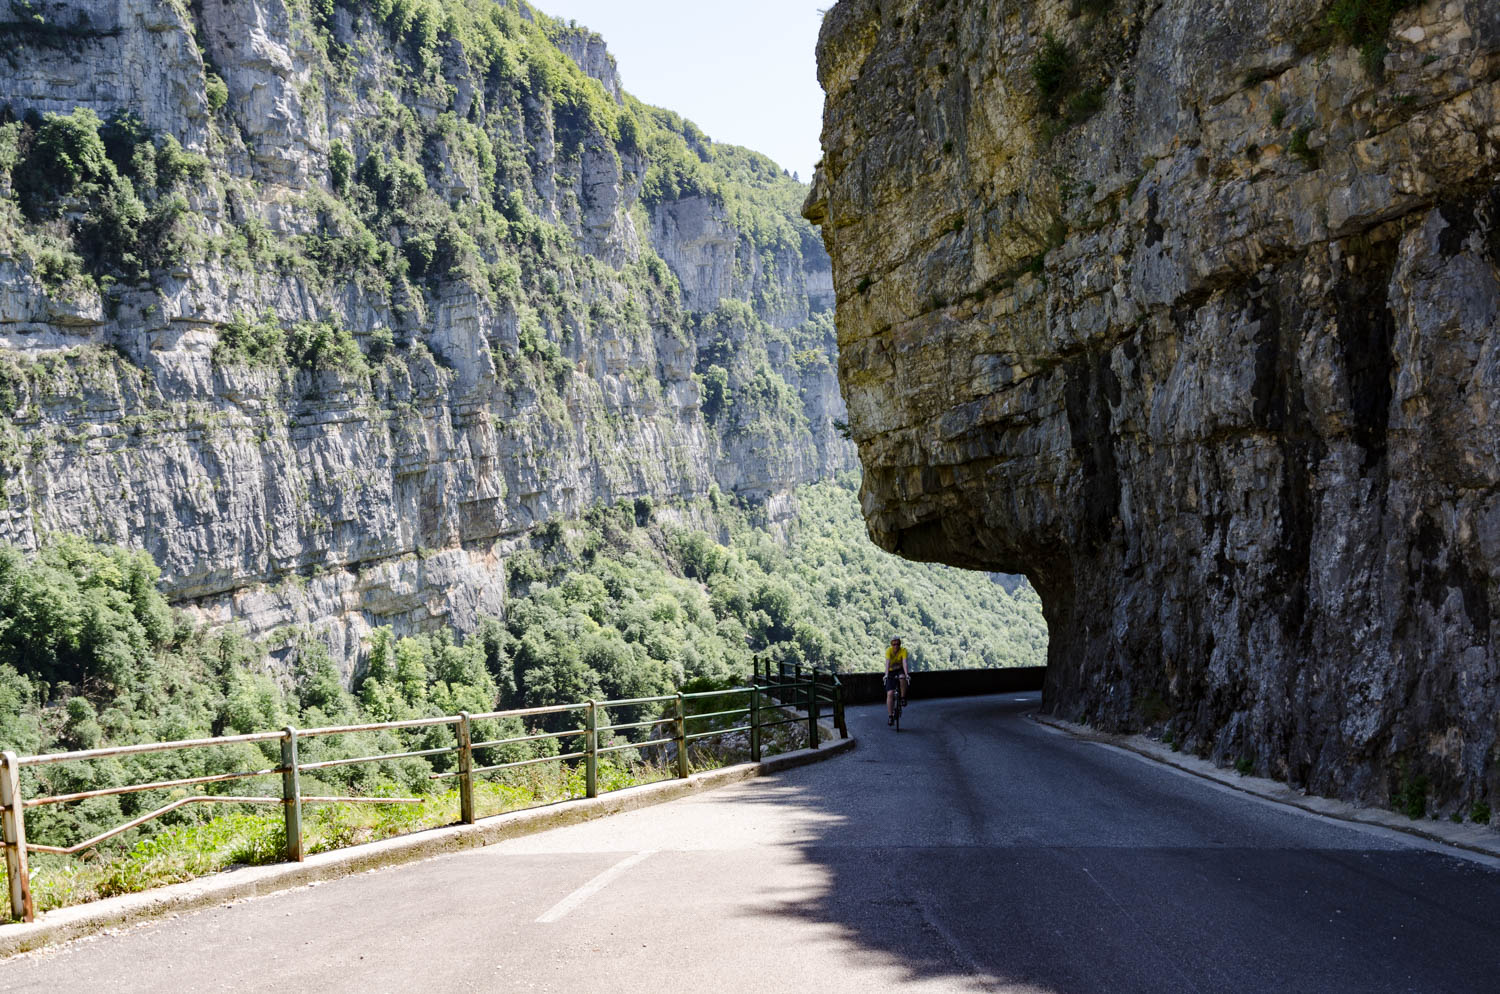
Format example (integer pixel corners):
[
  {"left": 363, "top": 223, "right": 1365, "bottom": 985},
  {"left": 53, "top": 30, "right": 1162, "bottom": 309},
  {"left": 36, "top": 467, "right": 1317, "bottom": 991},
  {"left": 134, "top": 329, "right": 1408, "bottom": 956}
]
[{"left": 888, "top": 673, "right": 909, "bottom": 731}]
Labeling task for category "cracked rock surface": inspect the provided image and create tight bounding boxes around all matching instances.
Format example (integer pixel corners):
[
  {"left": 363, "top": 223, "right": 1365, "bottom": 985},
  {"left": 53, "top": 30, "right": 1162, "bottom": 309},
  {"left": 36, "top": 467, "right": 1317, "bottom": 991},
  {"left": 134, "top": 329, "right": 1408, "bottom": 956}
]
[
  {"left": 806, "top": 0, "right": 1500, "bottom": 812},
  {"left": 0, "top": 1, "right": 854, "bottom": 674}
]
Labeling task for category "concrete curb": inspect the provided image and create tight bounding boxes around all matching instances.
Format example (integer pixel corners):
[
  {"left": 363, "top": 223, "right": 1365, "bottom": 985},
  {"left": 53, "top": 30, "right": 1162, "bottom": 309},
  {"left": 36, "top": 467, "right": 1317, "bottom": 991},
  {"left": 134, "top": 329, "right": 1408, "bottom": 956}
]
[
  {"left": 1031, "top": 713, "right": 1500, "bottom": 860},
  {"left": 0, "top": 735, "right": 855, "bottom": 958}
]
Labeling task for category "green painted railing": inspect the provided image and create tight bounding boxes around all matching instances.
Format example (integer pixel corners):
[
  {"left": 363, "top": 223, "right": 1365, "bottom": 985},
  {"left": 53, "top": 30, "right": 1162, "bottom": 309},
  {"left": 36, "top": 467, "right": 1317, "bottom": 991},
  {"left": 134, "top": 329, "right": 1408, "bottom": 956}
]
[{"left": 1, "top": 665, "right": 846, "bottom": 923}]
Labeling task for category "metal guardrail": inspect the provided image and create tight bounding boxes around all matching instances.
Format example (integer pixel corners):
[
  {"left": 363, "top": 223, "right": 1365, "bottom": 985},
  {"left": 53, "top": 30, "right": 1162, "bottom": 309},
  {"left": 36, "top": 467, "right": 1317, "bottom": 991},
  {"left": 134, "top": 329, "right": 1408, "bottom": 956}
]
[{"left": 1, "top": 663, "right": 845, "bottom": 923}]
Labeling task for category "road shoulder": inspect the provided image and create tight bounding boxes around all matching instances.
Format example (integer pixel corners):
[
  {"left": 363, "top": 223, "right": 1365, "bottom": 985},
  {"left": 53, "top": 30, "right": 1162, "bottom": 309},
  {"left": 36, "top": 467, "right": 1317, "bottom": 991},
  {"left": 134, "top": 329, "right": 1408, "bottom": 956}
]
[{"left": 1031, "top": 713, "right": 1500, "bottom": 861}]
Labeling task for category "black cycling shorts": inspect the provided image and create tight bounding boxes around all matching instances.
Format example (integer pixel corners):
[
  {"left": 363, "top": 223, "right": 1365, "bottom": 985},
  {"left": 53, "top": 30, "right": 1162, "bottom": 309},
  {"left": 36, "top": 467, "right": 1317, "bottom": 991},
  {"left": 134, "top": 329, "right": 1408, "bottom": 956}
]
[{"left": 884, "top": 672, "right": 906, "bottom": 693}]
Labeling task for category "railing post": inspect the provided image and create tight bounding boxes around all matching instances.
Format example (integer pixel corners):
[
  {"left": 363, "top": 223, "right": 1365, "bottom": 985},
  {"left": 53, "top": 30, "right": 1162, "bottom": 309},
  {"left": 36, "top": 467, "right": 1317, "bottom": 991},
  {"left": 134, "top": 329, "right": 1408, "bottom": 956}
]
[
  {"left": 585, "top": 701, "right": 597, "bottom": 799},
  {"left": 749, "top": 681, "right": 762, "bottom": 763},
  {"left": 794, "top": 663, "right": 804, "bottom": 712},
  {"left": 675, "top": 693, "right": 689, "bottom": 779},
  {"left": 835, "top": 675, "right": 848, "bottom": 739},
  {"left": 281, "top": 727, "right": 303, "bottom": 863},
  {"left": 1, "top": 751, "right": 34, "bottom": 923},
  {"left": 457, "top": 712, "right": 475, "bottom": 825},
  {"left": 809, "top": 670, "right": 820, "bottom": 749}
]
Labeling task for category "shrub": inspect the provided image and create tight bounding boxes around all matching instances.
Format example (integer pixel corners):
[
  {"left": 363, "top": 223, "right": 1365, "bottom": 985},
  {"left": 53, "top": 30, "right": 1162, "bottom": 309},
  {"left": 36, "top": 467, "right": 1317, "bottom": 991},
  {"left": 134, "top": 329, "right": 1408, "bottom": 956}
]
[
  {"left": 155, "top": 135, "right": 208, "bottom": 188},
  {"left": 1327, "top": 0, "right": 1417, "bottom": 75},
  {"left": 79, "top": 175, "right": 149, "bottom": 277},
  {"left": 700, "top": 364, "right": 729, "bottom": 423},
  {"left": 32, "top": 108, "right": 112, "bottom": 189},
  {"left": 633, "top": 495, "right": 654, "bottom": 527},
  {"left": 1066, "top": 86, "right": 1106, "bottom": 123},
  {"left": 366, "top": 326, "right": 395, "bottom": 363},
  {"left": 1031, "top": 33, "right": 1073, "bottom": 113},
  {"left": 32, "top": 245, "right": 84, "bottom": 288},
  {"left": 284, "top": 320, "right": 367, "bottom": 374},
  {"left": 214, "top": 314, "right": 286, "bottom": 366},
  {"left": 0, "top": 121, "right": 19, "bottom": 180},
  {"left": 205, "top": 73, "right": 229, "bottom": 113},
  {"left": 13, "top": 108, "right": 114, "bottom": 212},
  {"left": 329, "top": 139, "right": 353, "bottom": 195},
  {"left": 98, "top": 111, "right": 151, "bottom": 179},
  {"left": 1289, "top": 125, "right": 1320, "bottom": 169},
  {"left": 1393, "top": 767, "right": 1429, "bottom": 819}
]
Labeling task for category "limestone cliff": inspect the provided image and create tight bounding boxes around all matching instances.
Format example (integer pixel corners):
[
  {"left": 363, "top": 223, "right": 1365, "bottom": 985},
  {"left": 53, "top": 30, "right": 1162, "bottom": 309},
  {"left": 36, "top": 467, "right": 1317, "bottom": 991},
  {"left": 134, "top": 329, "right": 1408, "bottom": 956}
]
[
  {"left": 807, "top": 0, "right": 1500, "bottom": 813},
  {"left": 0, "top": 0, "right": 852, "bottom": 667}
]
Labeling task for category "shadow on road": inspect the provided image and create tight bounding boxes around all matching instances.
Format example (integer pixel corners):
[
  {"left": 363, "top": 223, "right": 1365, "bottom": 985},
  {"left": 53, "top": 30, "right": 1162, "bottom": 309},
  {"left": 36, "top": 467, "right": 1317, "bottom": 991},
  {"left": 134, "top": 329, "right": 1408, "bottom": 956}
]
[{"left": 724, "top": 695, "right": 1500, "bottom": 994}]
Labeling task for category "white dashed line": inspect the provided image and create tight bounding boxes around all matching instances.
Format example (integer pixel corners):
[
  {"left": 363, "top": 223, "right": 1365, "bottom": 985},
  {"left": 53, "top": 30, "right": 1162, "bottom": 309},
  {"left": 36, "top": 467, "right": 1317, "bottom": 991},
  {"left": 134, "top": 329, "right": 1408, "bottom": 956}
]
[{"left": 535, "top": 850, "right": 657, "bottom": 923}]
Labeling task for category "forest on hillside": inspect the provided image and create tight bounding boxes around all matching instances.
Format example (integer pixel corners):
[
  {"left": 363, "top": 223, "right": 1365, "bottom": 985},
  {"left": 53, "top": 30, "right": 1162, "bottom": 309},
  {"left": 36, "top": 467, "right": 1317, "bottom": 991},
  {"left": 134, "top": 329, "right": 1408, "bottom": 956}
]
[
  {"left": 0, "top": 473, "right": 1045, "bottom": 754},
  {"left": 0, "top": 475, "right": 1045, "bottom": 845}
]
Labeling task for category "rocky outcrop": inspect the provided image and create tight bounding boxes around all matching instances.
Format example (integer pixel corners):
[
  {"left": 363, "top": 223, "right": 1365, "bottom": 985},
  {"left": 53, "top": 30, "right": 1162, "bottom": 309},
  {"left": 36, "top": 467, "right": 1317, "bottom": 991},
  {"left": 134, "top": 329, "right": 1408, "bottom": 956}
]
[
  {"left": 549, "top": 22, "right": 622, "bottom": 102},
  {"left": 0, "top": 0, "right": 852, "bottom": 672},
  {"left": 807, "top": 0, "right": 1500, "bottom": 814}
]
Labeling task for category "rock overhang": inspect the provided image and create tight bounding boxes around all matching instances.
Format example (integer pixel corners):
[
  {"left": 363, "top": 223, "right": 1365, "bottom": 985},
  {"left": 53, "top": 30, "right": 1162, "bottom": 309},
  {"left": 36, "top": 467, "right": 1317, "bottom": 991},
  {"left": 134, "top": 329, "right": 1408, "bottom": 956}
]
[{"left": 806, "top": 0, "right": 1500, "bottom": 811}]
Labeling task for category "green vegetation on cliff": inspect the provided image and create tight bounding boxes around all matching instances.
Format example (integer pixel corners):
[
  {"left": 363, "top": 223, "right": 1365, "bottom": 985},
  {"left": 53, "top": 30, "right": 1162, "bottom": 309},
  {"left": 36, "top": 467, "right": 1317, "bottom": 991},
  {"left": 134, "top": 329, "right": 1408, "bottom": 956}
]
[
  {"left": 0, "top": 476, "right": 1042, "bottom": 842},
  {"left": 0, "top": 0, "right": 815, "bottom": 326},
  {"left": 0, "top": 0, "right": 830, "bottom": 585}
]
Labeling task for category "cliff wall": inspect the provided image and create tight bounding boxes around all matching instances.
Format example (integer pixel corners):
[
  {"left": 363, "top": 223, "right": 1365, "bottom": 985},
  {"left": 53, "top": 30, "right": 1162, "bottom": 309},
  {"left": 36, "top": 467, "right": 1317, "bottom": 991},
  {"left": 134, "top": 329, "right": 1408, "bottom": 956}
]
[
  {"left": 0, "top": 0, "right": 853, "bottom": 669},
  {"left": 807, "top": 0, "right": 1500, "bottom": 813}
]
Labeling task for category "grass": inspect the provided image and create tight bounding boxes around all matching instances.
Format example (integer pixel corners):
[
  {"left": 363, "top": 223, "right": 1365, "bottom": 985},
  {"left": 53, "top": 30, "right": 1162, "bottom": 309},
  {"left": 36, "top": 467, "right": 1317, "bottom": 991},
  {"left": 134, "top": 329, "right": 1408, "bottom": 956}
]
[
  {"left": 1, "top": 713, "right": 820, "bottom": 921},
  {"left": 2, "top": 765, "right": 622, "bottom": 920}
]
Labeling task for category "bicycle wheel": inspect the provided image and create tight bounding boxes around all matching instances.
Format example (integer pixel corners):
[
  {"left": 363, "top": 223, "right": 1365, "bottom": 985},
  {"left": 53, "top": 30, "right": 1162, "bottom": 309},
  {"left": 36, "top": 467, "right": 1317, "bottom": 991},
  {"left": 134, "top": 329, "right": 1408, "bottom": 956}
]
[{"left": 894, "top": 696, "right": 901, "bottom": 732}]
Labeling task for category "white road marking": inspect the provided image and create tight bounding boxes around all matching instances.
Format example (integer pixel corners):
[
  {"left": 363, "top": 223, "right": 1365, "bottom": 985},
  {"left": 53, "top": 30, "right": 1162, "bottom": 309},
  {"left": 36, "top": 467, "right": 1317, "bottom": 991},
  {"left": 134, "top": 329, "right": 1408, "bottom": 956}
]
[{"left": 535, "top": 850, "right": 657, "bottom": 923}]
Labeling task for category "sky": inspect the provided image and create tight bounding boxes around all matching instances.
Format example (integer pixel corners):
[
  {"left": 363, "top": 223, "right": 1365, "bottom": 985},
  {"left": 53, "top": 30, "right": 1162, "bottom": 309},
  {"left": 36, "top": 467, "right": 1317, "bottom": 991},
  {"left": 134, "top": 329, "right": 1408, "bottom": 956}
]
[{"left": 536, "top": 0, "right": 829, "bottom": 183}]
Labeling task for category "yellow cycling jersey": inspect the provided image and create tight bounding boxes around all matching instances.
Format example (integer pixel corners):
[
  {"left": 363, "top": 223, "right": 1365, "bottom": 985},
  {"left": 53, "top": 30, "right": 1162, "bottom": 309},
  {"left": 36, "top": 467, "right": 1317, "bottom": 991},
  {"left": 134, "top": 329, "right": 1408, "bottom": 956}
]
[{"left": 885, "top": 646, "right": 908, "bottom": 673}]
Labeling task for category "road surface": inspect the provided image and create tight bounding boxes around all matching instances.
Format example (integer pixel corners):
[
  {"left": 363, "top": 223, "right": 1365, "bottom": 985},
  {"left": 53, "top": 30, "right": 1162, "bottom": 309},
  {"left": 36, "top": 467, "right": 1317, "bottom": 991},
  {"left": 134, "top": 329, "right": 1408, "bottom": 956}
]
[{"left": 5, "top": 693, "right": 1499, "bottom": 993}]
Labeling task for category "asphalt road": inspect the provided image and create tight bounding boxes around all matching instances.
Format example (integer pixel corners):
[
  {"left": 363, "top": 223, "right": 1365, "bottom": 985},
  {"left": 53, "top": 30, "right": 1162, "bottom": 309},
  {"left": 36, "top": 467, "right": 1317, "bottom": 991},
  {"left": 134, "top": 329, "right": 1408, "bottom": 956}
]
[{"left": 5, "top": 693, "right": 1500, "bottom": 993}]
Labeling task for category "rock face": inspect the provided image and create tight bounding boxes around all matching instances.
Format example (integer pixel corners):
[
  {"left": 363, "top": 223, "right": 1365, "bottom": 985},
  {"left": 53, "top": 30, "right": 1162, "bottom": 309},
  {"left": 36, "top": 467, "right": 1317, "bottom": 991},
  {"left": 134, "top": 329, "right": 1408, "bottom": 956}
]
[
  {"left": 807, "top": 0, "right": 1500, "bottom": 813},
  {"left": 0, "top": 1, "right": 852, "bottom": 670}
]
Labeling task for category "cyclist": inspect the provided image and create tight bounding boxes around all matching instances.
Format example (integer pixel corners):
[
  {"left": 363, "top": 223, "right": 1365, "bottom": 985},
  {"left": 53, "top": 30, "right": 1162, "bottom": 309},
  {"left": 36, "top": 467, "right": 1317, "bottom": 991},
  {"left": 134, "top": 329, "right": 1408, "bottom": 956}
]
[{"left": 885, "top": 637, "right": 909, "bottom": 725}]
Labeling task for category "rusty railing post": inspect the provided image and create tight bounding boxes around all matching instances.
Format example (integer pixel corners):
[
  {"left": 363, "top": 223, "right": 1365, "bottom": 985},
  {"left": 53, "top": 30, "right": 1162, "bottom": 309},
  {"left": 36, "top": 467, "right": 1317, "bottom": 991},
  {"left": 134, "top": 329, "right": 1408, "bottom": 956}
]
[
  {"left": 585, "top": 701, "right": 597, "bottom": 798},
  {"left": 1, "top": 751, "right": 34, "bottom": 923},
  {"left": 749, "top": 681, "right": 761, "bottom": 763},
  {"left": 457, "top": 712, "right": 475, "bottom": 825},
  {"left": 675, "top": 693, "right": 689, "bottom": 779},
  {"left": 281, "top": 727, "right": 303, "bottom": 862}
]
